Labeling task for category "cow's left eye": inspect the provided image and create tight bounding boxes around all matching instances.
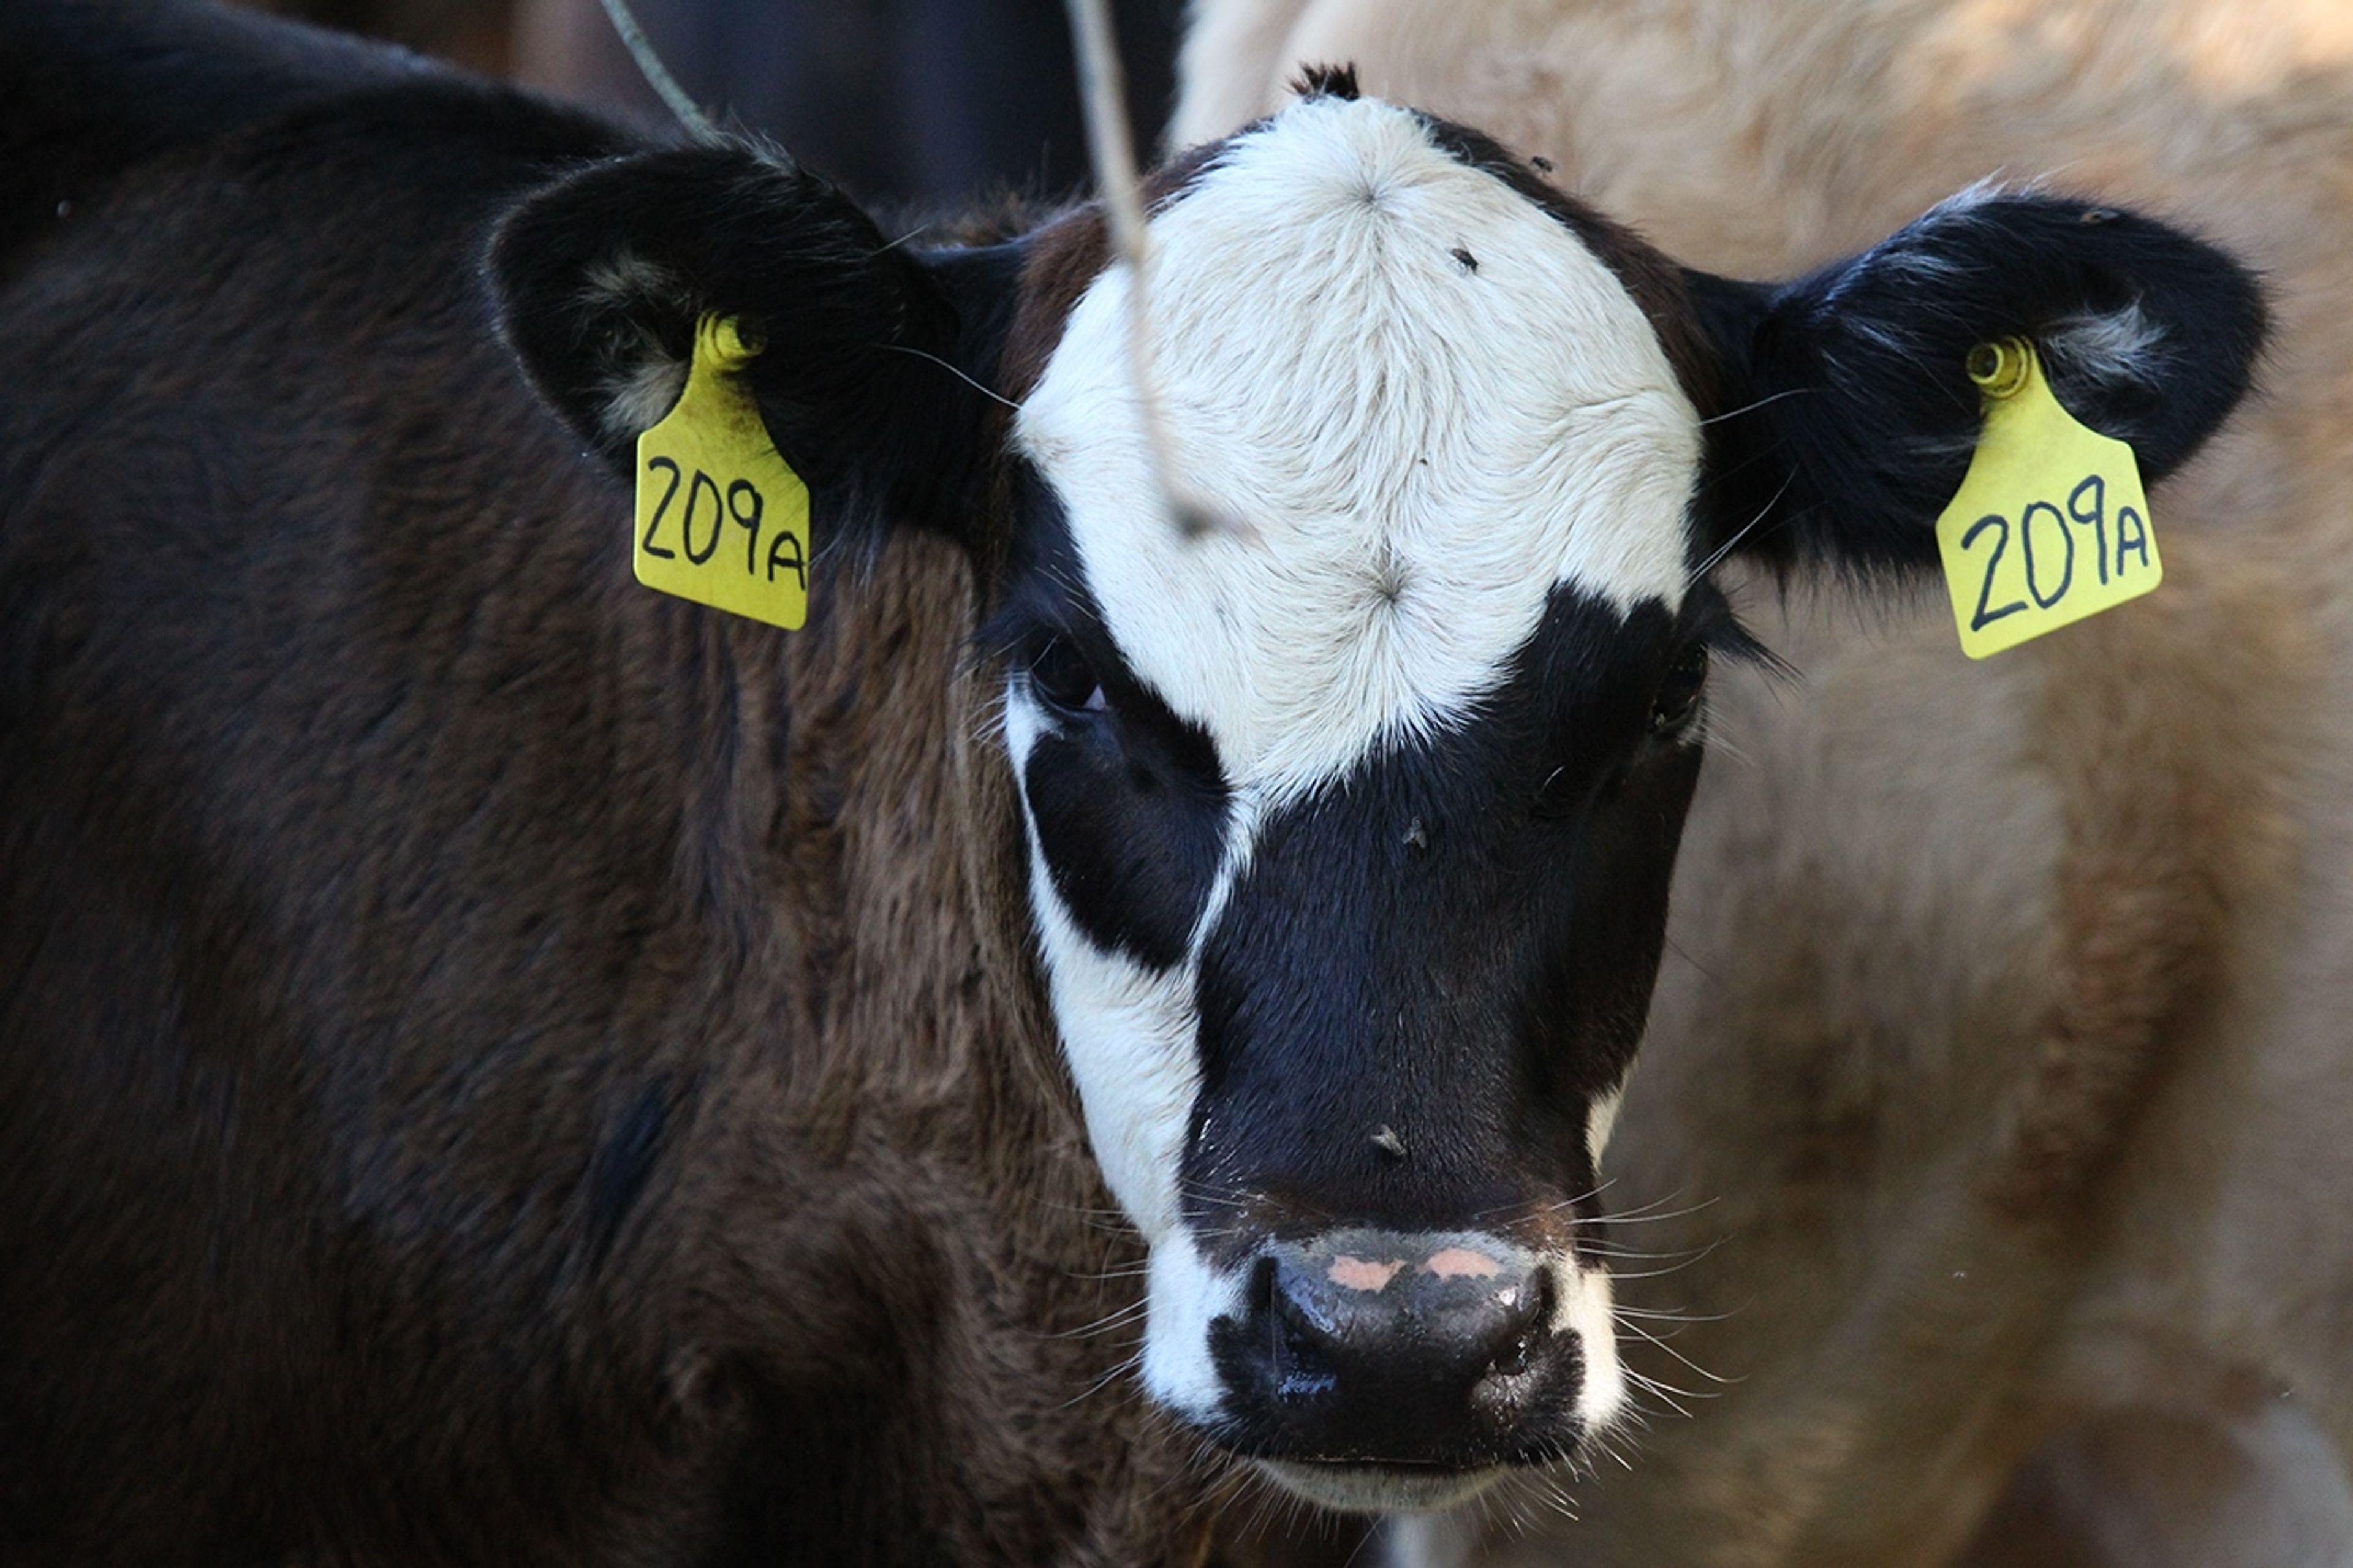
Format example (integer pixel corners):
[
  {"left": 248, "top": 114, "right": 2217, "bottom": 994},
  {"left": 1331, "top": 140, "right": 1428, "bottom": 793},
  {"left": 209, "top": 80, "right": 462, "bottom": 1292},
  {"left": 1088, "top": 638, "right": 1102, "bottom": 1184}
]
[
  {"left": 1028, "top": 637, "right": 1108, "bottom": 718},
  {"left": 1649, "top": 644, "right": 1709, "bottom": 735}
]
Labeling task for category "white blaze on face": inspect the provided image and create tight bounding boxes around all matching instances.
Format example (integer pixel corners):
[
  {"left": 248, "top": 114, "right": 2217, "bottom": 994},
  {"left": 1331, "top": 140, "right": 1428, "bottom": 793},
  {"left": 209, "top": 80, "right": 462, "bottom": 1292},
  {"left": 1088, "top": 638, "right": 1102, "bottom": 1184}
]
[
  {"left": 1587, "top": 1083, "right": 1627, "bottom": 1171},
  {"left": 1558, "top": 1253, "right": 1626, "bottom": 1429},
  {"left": 1004, "top": 94, "right": 1703, "bottom": 1425}
]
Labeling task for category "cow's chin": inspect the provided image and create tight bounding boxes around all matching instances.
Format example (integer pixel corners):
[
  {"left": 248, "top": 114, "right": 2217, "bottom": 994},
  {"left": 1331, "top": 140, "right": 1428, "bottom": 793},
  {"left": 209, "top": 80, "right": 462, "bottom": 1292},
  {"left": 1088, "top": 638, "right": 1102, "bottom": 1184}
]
[{"left": 1254, "top": 1458, "right": 1508, "bottom": 1513}]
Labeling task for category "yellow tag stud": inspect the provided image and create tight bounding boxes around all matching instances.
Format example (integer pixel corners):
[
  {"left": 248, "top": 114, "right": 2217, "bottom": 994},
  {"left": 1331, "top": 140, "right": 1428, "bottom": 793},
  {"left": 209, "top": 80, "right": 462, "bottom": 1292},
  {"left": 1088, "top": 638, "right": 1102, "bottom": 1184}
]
[
  {"left": 632, "top": 315, "right": 811, "bottom": 629},
  {"left": 1934, "top": 338, "right": 2161, "bottom": 659}
]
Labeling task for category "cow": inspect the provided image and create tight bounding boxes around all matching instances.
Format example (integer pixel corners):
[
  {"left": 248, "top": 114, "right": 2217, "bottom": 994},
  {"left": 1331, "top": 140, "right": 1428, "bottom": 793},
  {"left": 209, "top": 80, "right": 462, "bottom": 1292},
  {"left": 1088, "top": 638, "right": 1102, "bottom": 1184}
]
[
  {"left": 0, "top": 0, "right": 2265, "bottom": 1559},
  {"left": 1176, "top": 0, "right": 2353, "bottom": 1562}
]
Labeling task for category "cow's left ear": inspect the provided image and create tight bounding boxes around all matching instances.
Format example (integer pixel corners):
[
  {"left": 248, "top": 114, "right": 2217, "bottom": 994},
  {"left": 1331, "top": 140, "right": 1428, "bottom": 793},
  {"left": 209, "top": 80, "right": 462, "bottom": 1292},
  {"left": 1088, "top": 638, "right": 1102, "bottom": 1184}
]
[
  {"left": 1687, "top": 190, "right": 2265, "bottom": 575},
  {"left": 488, "top": 141, "right": 1021, "bottom": 545}
]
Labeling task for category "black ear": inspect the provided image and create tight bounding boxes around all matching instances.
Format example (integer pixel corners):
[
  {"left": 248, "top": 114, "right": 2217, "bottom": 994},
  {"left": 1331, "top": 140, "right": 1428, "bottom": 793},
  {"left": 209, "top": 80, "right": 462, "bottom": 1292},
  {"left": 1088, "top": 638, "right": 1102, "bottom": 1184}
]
[
  {"left": 488, "top": 141, "right": 1022, "bottom": 543},
  {"left": 1689, "top": 190, "right": 2265, "bottom": 575}
]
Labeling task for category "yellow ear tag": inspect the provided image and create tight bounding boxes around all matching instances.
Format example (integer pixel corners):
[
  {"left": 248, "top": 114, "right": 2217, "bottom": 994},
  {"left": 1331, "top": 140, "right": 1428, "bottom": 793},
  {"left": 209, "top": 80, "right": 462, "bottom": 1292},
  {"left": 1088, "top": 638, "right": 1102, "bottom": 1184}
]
[
  {"left": 632, "top": 315, "right": 811, "bottom": 629},
  {"left": 1934, "top": 338, "right": 2161, "bottom": 659}
]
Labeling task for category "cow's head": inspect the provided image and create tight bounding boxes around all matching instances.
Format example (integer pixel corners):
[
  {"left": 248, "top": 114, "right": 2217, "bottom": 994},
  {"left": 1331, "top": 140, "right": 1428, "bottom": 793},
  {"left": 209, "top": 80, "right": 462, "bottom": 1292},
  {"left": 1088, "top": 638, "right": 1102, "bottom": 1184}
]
[{"left": 493, "top": 70, "right": 2260, "bottom": 1510}]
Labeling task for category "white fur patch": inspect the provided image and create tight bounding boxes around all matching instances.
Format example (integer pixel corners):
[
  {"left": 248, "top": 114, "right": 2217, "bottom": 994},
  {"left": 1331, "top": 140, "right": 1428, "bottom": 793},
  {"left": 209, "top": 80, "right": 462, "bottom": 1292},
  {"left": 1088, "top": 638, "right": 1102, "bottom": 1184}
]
[
  {"left": 2046, "top": 300, "right": 2167, "bottom": 387},
  {"left": 1004, "top": 692, "right": 1207, "bottom": 1239},
  {"left": 1009, "top": 684, "right": 1267, "bottom": 1417},
  {"left": 601, "top": 351, "right": 689, "bottom": 439},
  {"left": 1018, "top": 95, "right": 1700, "bottom": 805},
  {"left": 580, "top": 250, "right": 678, "bottom": 305},
  {"left": 581, "top": 251, "right": 693, "bottom": 438},
  {"left": 1586, "top": 1085, "right": 1626, "bottom": 1171},
  {"left": 1138, "top": 1235, "right": 1243, "bottom": 1422},
  {"left": 1555, "top": 1254, "right": 1626, "bottom": 1430}
]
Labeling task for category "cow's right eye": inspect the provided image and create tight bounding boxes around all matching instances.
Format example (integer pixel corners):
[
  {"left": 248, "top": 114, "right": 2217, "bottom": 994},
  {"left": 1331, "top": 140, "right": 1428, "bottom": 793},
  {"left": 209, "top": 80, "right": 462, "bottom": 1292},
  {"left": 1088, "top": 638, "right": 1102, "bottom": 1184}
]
[
  {"left": 1028, "top": 638, "right": 1107, "bottom": 718},
  {"left": 1648, "top": 643, "right": 1709, "bottom": 737}
]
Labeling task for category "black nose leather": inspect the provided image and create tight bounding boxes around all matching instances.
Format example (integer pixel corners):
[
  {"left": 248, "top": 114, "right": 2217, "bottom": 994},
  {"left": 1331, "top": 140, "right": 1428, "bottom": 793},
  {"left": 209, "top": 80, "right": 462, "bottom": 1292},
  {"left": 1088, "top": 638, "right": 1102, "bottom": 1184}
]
[{"left": 1214, "top": 1227, "right": 1577, "bottom": 1465}]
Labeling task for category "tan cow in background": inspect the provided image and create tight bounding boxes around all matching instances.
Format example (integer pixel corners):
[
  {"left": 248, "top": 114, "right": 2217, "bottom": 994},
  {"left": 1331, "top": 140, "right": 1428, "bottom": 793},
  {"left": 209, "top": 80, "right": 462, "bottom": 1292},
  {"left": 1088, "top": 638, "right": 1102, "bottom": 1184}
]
[{"left": 1183, "top": 2, "right": 2353, "bottom": 1563}]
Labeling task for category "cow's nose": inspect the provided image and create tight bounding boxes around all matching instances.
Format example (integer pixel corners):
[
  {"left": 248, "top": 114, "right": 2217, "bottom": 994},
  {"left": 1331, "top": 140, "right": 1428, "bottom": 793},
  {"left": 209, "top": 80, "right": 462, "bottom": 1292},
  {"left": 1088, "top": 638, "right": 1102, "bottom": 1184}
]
[{"left": 1222, "top": 1228, "right": 1569, "bottom": 1464}]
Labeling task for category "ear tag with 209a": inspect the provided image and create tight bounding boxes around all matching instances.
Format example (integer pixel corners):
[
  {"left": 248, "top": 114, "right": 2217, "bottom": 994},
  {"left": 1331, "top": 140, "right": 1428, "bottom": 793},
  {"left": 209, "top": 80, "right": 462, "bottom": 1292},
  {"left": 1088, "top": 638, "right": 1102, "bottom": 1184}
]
[
  {"left": 633, "top": 314, "right": 811, "bottom": 629},
  {"left": 1934, "top": 337, "right": 2160, "bottom": 659}
]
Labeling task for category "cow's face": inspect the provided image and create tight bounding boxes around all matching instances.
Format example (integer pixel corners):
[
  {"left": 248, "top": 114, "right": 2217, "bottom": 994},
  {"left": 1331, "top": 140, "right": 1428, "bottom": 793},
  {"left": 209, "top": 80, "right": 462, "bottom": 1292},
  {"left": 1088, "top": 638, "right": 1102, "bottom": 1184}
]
[
  {"left": 493, "top": 74, "right": 2262, "bottom": 1513},
  {"left": 995, "top": 91, "right": 1717, "bottom": 1507}
]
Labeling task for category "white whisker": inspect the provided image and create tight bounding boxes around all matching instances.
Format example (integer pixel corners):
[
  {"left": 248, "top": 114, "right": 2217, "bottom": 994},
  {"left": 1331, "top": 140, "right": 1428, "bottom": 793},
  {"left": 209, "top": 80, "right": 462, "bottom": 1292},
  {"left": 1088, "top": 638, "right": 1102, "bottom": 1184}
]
[
  {"left": 1689, "top": 472, "right": 1797, "bottom": 585},
  {"left": 876, "top": 341, "right": 1023, "bottom": 411}
]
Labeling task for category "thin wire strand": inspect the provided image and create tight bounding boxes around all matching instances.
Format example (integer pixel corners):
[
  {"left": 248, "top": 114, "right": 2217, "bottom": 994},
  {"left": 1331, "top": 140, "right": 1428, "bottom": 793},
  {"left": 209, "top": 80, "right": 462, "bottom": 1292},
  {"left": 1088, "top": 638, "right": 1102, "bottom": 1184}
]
[
  {"left": 594, "top": 0, "right": 722, "bottom": 145},
  {"left": 1060, "top": 0, "right": 1239, "bottom": 539},
  {"left": 877, "top": 343, "right": 1025, "bottom": 411}
]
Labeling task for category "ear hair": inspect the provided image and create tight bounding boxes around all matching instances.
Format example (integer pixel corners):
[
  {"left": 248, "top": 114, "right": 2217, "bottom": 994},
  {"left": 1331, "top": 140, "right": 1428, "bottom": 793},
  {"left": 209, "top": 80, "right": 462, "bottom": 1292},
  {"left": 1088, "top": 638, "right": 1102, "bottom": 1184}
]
[
  {"left": 1290, "top": 62, "right": 1362, "bottom": 102},
  {"left": 1691, "top": 189, "right": 2266, "bottom": 576}
]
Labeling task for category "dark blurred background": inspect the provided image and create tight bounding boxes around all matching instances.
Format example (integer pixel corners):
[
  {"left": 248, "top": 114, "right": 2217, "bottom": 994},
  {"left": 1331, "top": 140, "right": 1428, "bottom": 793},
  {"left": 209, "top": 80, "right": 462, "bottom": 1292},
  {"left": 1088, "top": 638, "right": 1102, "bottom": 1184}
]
[{"left": 237, "top": 0, "right": 1180, "bottom": 211}]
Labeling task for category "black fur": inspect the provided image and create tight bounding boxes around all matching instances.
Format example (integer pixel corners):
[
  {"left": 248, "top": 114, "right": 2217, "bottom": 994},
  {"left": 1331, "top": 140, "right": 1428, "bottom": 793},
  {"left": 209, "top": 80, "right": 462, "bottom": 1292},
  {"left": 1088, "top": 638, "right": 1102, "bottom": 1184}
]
[
  {"left": 0, "top": 0, "right": 427, "bottom": 272},
  {"left": 1182, "top": 587, "right": 1721, "bottom": 1246},
  {"left": 988, "top": 467, "right": 1232, "bottom": 970},
  {"left": 1689, "top": 191, "right": 2267, "bottom": 574},
  {"left": 1179, "top": 585, "right": 1716, "bottom": 1465}
]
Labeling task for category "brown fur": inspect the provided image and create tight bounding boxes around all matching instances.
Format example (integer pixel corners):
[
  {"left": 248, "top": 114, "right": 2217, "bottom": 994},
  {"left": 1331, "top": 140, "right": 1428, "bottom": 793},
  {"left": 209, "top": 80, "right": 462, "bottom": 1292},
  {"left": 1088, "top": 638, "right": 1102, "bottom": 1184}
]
[
  {"left": 1001, "top": 206, "right": 1118, "bottom": 406},
  {"left": 1989, "top": 558, "right": 2304, "bottom": 1212}
]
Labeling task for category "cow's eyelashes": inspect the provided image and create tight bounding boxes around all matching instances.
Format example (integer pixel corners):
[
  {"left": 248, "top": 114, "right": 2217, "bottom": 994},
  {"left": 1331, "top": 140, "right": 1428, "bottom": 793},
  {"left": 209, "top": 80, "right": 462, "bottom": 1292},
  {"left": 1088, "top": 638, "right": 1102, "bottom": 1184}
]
[
  {"left": 1648, "top": 643, "right": 1709, "bottom": 737},
  {"left": 1028, "top": 637, "right": 1108, "bottom": 718}
]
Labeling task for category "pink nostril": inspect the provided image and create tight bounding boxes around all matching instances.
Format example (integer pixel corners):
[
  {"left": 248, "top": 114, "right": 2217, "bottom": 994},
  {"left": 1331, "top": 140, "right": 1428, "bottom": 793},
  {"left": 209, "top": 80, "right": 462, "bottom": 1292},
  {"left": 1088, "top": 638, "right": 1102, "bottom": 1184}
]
[
  {"left": 1328, "top": 1255, "right": 1406, "bottom": 1292},
  {"left": 1424, "top": 1246, "right": 1503, "bottom": 1280}
]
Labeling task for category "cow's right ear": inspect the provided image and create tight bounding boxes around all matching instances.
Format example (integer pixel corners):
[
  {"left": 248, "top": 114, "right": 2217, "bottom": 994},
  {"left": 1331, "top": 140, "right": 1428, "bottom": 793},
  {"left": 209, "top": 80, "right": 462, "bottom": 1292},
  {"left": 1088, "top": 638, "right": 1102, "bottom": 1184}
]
[
  {"left": 1683, "top": 190, "right": 2265, "bottom": 578},
  {"left": 488, "top": 142, "right": 1021, "bottom": 544}
]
